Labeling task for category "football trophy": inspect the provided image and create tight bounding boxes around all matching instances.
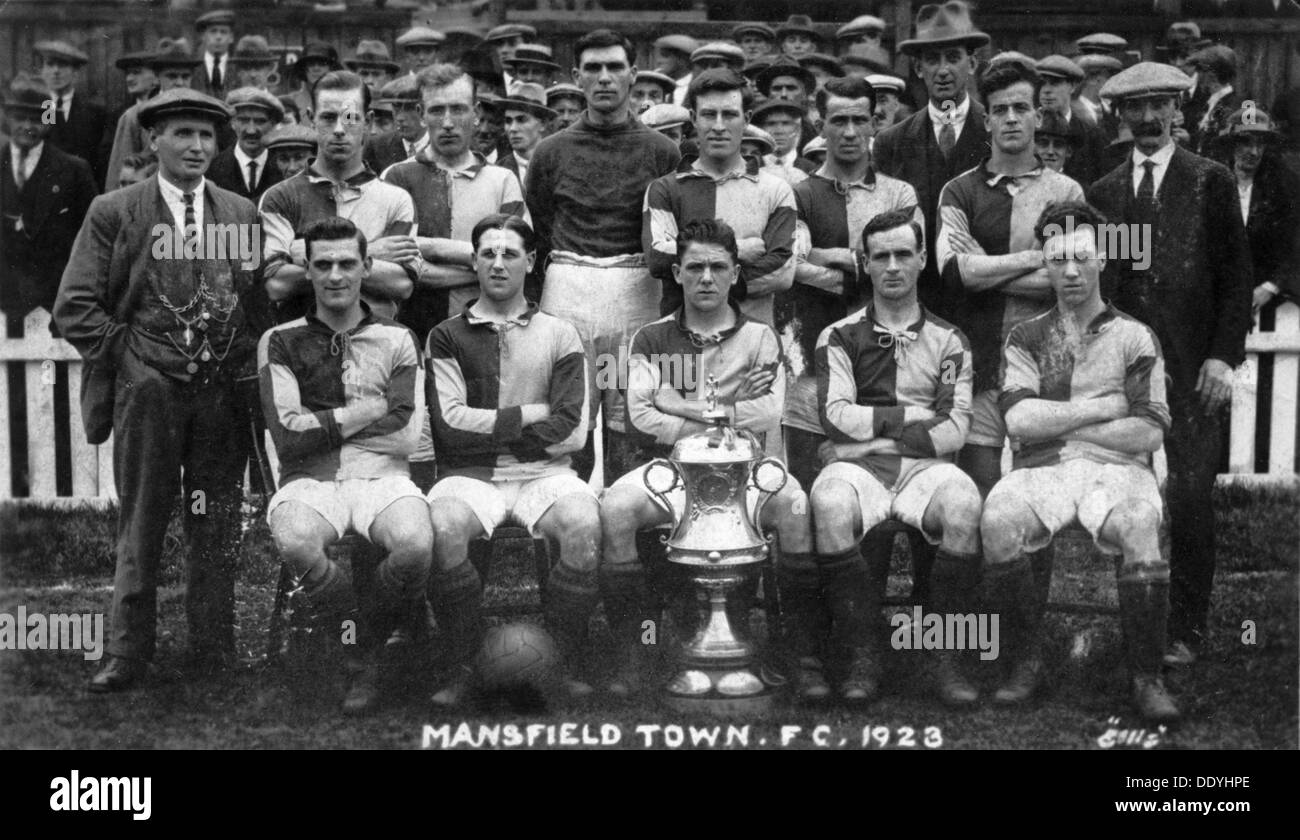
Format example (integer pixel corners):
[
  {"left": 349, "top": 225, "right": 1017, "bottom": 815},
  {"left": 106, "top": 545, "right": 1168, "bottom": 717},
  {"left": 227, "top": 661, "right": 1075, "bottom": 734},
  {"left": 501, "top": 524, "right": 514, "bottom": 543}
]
[{"left": 642, "top": 376, "right": 787, "bottom": 714}]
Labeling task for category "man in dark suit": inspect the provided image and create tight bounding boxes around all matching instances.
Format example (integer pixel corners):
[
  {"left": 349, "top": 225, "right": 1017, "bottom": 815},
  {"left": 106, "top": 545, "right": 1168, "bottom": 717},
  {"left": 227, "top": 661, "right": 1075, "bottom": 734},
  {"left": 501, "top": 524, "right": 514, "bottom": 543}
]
[
  {"left": 54, "top": 89, "right": 260, "bottom": 693},
  {"left": 35, "top": 40, "right": 111, "bottom": 188},
  {"left": 363, "top": 76, "right": 427, "bottom": 175},
  {"left": 1186, "top": 46, "right": 1245, "bottom": 156},
  {"left": 1, "top": 76, "right": 98, "bottom": 331},
  {"left": 493, "top": 82, "right": 555, "bottom": 195},
  {"left": 1036, "top": 55, "right": 1108, "bottom": 188},
  {"left": 1088, "top": 63, "right": 1255, "bottom": 669},
  {"left": 871, "top": 1, "right": 991, "bottom": 322},
  {"left": 206, "top": 87, "right": 284, "bottom": 203},
  {"left": 194, "top": 8, "right": 235, "bottom": 100}
]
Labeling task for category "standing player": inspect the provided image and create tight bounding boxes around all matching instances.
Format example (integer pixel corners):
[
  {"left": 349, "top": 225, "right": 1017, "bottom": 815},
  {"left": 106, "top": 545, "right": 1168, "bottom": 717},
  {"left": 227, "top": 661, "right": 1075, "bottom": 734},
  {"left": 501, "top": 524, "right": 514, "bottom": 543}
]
[
  {"left": 934, "top": 62, "right": 1085, "bottom": 498},
  {"left": 602, "top": 219, "right": 808, "bottom": 697},
  {"left": 424, "top": 214, "right": 599, "bottom": 706},
  {"left": 808, "top": 209, "right": 980, "bottom": 706},
  {"left": 643, "top": 68, "right": 796, "bottom": 328},
  {"left": 982, "top": 201, "right": 1179, "bottom": 722},
  {"left": 259, "top": 217, "right": 431, "bottom": 714},
  {"left": 527, "top": 29, "right": 681, "bottom": 483}
]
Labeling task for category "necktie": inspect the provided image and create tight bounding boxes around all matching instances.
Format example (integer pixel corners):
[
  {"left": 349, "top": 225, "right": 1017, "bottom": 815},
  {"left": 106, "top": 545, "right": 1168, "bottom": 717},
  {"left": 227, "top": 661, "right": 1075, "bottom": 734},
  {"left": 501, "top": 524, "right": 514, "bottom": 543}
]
[
  {"left": 1136, "top": 159, "right": 1156, "bottom": 206},
  {"left": 246, "top": 160, "right": 258, "bottom": 193},
  {"left": 183, "top": 191, "right": 198, "bottom": 250},
  {"left": 938, "top": 119, "right": 957, "bottom": 159},
  {"left": 56, "top": 95, "right": 67, "bottom": 126},
  {"left": 14, "top": 147, "right": 29, "bottom": 192},
  {"left": 211, "top": 57, "right": 222, "bottom": 92}
]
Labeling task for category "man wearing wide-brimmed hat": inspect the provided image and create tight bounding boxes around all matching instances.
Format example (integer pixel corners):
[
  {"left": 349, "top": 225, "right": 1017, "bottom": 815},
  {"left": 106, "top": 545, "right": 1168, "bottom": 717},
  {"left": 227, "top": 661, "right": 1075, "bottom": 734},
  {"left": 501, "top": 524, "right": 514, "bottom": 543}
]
[
  {"left": 345, "top": 40, "right": 401, "bottom": 99},
  {"left": 504, "top": 44, "right": 561, "bottom": 89},
  {"left": 54, "top": 87, "right": 260, "bottom": 693},
  {"left": 207, "top": 87, "right": 284, "bottom": 202},
  {"left": 732, "top": 22, "right": 777, "bottom": 63},
  {"left": 287, "top": 41, "right": 340, "bottom": 126},
  {"left": 396, "top": 25, "right": 446, "bottom": 76},
  {"left": 194, "top": 8, "right": 234, "bottom": 99},
  {"left": 1088, "top": 61, "right": 1253, "bottom": 677},
  {"left": 35, "top": 40, "right": 111, "bottom": 187},
  {"left": 776, "top": 14, "right": 822, "bottom": 59},
  {"left": 872, "top": 0, "right": 991, "bottom": 322},
  {"left": 229, "top": 35, "right": 280, "bottom": 92},
  {"left": 492, "top": 83, "right": 556, "bottom": 194},
  {"left": 106, "top": 38, "right": 202, "bottom": 191},
  {"left": 1, "top": 74, "right": 98, "bottom": 327}
]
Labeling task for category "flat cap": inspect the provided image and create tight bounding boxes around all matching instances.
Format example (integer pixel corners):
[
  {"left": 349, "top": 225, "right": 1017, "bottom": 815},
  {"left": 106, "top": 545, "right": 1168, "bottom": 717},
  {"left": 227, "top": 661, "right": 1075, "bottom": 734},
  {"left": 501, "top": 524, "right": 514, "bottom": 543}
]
[
  {"left": 485, "top": 24, "right": 537, "bottom": 42},
  {"left": 147, "top": 37, "right": 200, "bottom": 69},
  {"left": 640, "top": 103, "right": 691, "bottom": 130},
  {"left": 1187, "top": 45, "right": 1237, "bottom": 80},
  {"left": 1099, "top": 61, "right": 1195, "bottom": 102},
  {"left": 988, "top": 51, "right": 1037, "bottom": 74},
  {"left": 34, "top": 40, "right": 89, "bottom": 65},
  {"left": 801, "top": 135, "right": 827, "bottom": 158},
  {"left": 545, "top": 82, "right": 585, "bottom": 104},
  {"left": 226, "top": 86, "right": 285, "bottom": 120},
  {"left": 635, "top": 70, "right": 678, "bottom": 94},
  {"left": 1075, "top": 33, "right": 1128, "bottom": 55},
  {"left": 837, "top": 15, "right": 887, "bottom": 41},
  {"left": 378, "top": 74, "right": 421, "bottom": 104},
  {"left": 655, "top": 34, "right": 700, "bottom": 56},
  {"left": 138, "top": 87, "right": 232, "bottom": 129},
  {"left": 691, "top": 42, "right": 746, "bottom": 67},
  {"left": 865, "top": 73, "right": 906, "bottom": 93},
  {"left": 744, "top": 124, "right": 777, "bottom": 155},
  {"left": 1076, "top": 54, "right": 1123, "bottom": 75},
  {"left": 115, "top": 48, "right": 155, "bottom": 71},
  {"left": 195, "top": 9, "right": 235, "bottom": 31},
  {"left": 264, "top": 123, "right": 318, "bottom": 152},
  {"left": 1036, "top": 55, "right": 1085, "bottom": 82},
  {"left": 840, "top": 45, "right": 893, "bottom": 75},
  {"left": 506, "top": 44, "right": 560, "bottom": 70},
  {"left": 776, "top": 14, "right": 820, "bottom": 40},
  {"left": 751, "top": 98, "right": 806, "bottom": 123},
  {"left": 396, "top": 27, "right": 446, "bottom": 48},
  {"left": 731, "top": 23, "right": 776, "bottom": 42},
  {"left": 799, "top": 53, "right": 845, "bottom": 77}
]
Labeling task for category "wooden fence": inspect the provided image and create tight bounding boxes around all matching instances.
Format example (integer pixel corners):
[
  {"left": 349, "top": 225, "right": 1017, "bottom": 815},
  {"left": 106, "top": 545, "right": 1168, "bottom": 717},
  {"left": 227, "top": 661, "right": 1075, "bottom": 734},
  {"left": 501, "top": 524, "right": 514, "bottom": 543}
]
[{"left": 2, "top": 302, "right": 1297, "bottom": 507}]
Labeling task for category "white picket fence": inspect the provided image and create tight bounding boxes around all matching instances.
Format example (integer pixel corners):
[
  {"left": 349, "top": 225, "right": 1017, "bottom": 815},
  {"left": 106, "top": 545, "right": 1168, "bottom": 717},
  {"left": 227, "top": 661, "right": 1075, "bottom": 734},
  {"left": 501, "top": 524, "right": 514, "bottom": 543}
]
[{"left": 2, "top": 303, "right": 1298, "bottom": 507}]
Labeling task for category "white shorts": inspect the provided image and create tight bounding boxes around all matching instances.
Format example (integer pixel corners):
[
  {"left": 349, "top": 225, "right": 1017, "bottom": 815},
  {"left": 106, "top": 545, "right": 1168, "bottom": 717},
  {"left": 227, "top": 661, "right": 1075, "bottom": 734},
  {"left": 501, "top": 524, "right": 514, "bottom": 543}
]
[
  {"left": 541, "top": 251, "right": 660, "bottom": 433},
  {"left": 986, "top": 459, "right": 1163, "bottom": 556},
  {"left": 426, "top": 472, "right": 597, "bottom": 537},
  {"left": 811, "top": 460, "right": 975, "bottom": 544},
  {"left": 966, "top": 388, "right": 1006, "bottom": 448},
  {"left": 609, "top": 461, "right": 804, "bottom": 523},
  {"left": 268, "top": 475, "right": 425, "bottom": 540}
]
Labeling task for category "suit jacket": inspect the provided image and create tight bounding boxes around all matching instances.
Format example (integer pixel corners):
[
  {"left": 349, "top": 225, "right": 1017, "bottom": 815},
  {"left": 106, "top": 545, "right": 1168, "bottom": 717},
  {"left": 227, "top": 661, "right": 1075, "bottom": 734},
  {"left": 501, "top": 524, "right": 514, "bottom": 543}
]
[
  {"left": 364, "top": 131, "right": 412, "bottom": 177},
  {"left": 206, "top": 147, "right": 284, "bottom": 204},
  {"left": 195, "top": 53, "right": 230, "bottom": 100},
  {"left": 46, "top": 93, "right": 111, "bottom": 188},
  {"left": 53, "top": 175, "right": 260, "bottom": 442},
  {"left": 1193, "top": 88, "right": 1245, "bottom": 156},
  {"left": 1062, "top": 105, "right": 1109, "bottom": 189},
  {"left": 0, "top": 143, "right": 99, "bottom": 327},
  {"left": 1242, "top": 154, "right": 1300, "bottom": 301},
  {"left": 1088, "top": 145, "right": 1254, "bottom": 397},
  {"left": 872, "top": 100, "right": 990, "bottom": 319}
]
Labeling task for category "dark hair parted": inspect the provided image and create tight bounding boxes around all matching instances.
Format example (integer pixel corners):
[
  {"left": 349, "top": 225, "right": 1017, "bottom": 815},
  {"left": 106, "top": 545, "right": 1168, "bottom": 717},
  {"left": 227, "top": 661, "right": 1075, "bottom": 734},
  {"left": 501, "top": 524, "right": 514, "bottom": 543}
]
[
  {"left": 815, "top": 76, "right": 875, "bottom": 122},
  {"left": 470, "top": 213, "right": 537, "bottom": 253},
  {"left": 675, "top": 218, "right": 739, "bottom": 265},
  {"left": 303, "top": 216, "right": 367, "bottom": 261},
  {"left": 574, "top": 29, "right": 635, "bottom": 67},
  {"left": 685, "top": 68, "right": 753, "bottom": 113},
  {"left": 861, "top": 207, "right": 925, "bottom": 255},
  {"left": 977, "top": 62, "right": 1041, "bottom": 103}
]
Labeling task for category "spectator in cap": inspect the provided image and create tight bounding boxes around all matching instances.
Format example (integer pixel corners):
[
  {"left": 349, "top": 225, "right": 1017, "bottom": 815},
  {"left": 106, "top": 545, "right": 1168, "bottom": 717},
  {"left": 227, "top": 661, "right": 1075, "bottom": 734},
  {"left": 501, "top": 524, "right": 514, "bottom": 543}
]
[
  {"left": 866, "top": 72, "right": 913, "bottom": 131},
  {"left": 654, "top": 34, "right": 699, "bottom": 106},
  {"left": 776, "top": 14, "right": 821, "bottom": 59},
  {"left": 755, "top": 56, "right": 820, "bottom": 148},
  {"left": 800, "top": 54, "right": 846, "bottom": 94},
  {"left": 484, "top": 23, "right": 537, "bottom": 91},
  {"left": 287, "top": 41, "right": 341, "bottom": 126},
  {"left": 800, "top": 134, "right": 827, "bottom": 166},
  {"left": 506, "top": 44, "right": 561, "bottom": 88},
  {"left": 1036, "top": 54, "right": 1107, "bottom": 186},
  {"left": 473, "top": 97, "right": 504, "bottom": 163},
  {"left": 1187, "top": 45, "right": 1243, "bottom": 154},
  {"left": 116, "top": 48, "right": 160, "bottom": 115},
  {"left": 1033, "top": 109, "right": 1078, "bottom": 173},
  {"left": 873, "top": 0, "right": 991, "bottom": 321},
  {"left": 207, "top": 87, "right": 285, "bottom": 202},
  {"left": 36, "top": 40, "right": 110, "bottom": 188},
  {"left": 1158, "top": 22, "right": 1212, "bottom": 130},
  {"left": 1076, "top": 53, "right": 1124, "bottom": 134},
  {"left": 345, "top": 41, "right": 401, "bottom": 99},
  {"left": 105, "top": 39, "right": 202, "bottom": 191},
  {"left": 640, "top": 102, "right": 690, "bottom": 145},
  {"left": 732, "top": 23, "right": 777, "bottom": 63},
  {"left": 1, "top": 74, "right": 98, "bottom": 329},
  {"left": 630, "top": 70, "right": 676, "bottom": 115},
  {"left": 195, "top": 9, "right": 234, "bottom": 98},
  {"left": 54, "top": 87, "right": 259, "bottom": 694},
  {"left": 364, "top": 75, "right": 428, "bottom": 175},
  {"left": 546, "top": 83, "right": 586, "bottom": 130},
  {"left": 1089, "top": 61, "right": 1254, "bottom": 675},
  {"left": 493, "top": 83, "right": 556, "bottom": 195},
  {"left": 1075, "top": 33, "right": 1128, "bottom": 56},
  {"left": 691, "top": 42, "right": 746, "bottom": 73},
  {"left": 229, "top": 36, "right": 280, "bottom": 92},
  {"left": 396, "top": 26, "right": 446, "bottom": 75},
  {"left": 116, "top": 152, "right": 158, "bottom": 188},
  {"left": 370, "top": 97, "right": 396, "bottom": 136},
  {"left": 836, "top": 15, "right": 887, "bottom": 56},
  {"left": 752, "top": 99, "right": 815, "bottom": 186},
  {"left": 263, "top": 123, "right": 315, "bottom": 179}
]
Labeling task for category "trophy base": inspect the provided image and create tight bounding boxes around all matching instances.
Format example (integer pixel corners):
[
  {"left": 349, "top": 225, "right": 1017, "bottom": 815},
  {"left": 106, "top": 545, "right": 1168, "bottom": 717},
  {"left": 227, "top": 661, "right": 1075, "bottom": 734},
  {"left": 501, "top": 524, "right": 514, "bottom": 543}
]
[{"left": 662, "top": 667, "right": 776, "bottom": 717}]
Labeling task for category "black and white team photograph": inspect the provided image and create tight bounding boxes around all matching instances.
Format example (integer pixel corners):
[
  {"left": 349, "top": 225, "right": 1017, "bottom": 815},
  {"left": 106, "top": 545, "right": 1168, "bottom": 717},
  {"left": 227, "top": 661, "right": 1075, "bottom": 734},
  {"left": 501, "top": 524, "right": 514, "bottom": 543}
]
[{"left": 0, "top": 0, "right": 1295, "bottom": 789}]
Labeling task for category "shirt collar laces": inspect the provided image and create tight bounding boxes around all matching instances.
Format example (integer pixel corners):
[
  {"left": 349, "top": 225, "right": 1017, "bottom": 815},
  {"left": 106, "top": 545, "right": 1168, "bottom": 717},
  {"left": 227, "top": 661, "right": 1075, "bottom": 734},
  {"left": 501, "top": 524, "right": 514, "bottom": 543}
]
[
  {"left": 329, "top": 328, "right": 352, "bottom": 357},
  {"left": 873, "top": 322, "right": 918, "bottom": 363}
]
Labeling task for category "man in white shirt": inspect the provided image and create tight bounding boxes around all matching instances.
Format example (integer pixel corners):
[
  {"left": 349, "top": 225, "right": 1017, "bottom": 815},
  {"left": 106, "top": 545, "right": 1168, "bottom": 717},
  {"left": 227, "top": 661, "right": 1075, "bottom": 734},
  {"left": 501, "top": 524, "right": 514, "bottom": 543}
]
[
  {"left": 206, "top": 87, "right": 284, "bottom": 202},
  {"left": 194, "top": 9, "right": 234, "bottom": 99}
]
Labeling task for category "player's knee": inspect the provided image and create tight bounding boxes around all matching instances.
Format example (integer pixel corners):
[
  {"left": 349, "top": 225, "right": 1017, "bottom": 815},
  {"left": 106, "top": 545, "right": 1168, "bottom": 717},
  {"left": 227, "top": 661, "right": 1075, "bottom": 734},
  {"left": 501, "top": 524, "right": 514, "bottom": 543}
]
[
  {"left": 935, "top": 481, "right": 983, "bottom": 540},
  {"left": 980, "top": 495, "right": 1026, "bottom": 563},
  {"left": 810, "top": 479, "right": 855, "bottom": 522},
  {"left": 271, "top": 521, "right": 328, "bottom": 568},
  {"left": 1107, "top": 499, "right": 1160, "bottom": 551},
  {"left": 428, "top": 499, "right": 478, "bottom": 549},
  {"left": 600, "top": 486, "right": 654, "bottom": 539},
  {"left": 548, "top": 495, "right": 602, "bottom": 544}
]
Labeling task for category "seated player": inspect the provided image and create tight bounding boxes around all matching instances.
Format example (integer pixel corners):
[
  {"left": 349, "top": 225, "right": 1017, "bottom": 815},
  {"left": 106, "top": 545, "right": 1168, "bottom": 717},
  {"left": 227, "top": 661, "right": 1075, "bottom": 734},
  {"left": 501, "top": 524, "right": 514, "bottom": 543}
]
[
  {"left": 600, "top": 219, "right": 812, "bottom": 697},
  {"left": 981, "top": 201, "right": 1179, "bottom": 722},
  {"left": 809, "top": 209, "right": 982, "bottom": 707},
  {"left": 259, "top": 217, "right": 432, "bottom": 715},
  {"left": 424, "top": 214, "right": 600, "bottom": 707}
]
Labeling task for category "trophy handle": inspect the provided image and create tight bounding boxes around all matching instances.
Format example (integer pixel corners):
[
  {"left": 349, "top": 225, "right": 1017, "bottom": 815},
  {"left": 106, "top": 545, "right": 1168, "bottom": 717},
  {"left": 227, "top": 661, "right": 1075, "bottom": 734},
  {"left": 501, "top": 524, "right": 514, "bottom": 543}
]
[
  {"left": 750, "top": 457, "right": 788, "bottom": 527},
  {"left": 642, "top": 458, "right": 681, "bottom": 523}
]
